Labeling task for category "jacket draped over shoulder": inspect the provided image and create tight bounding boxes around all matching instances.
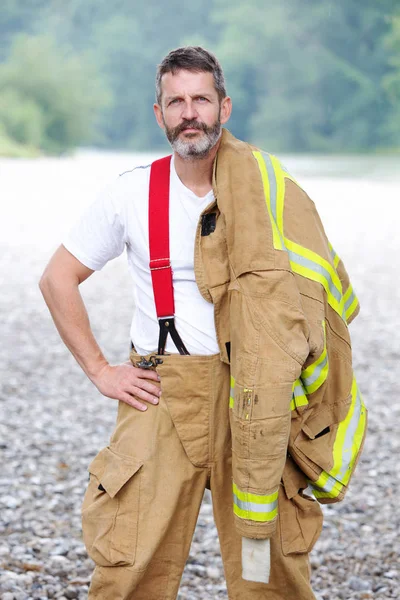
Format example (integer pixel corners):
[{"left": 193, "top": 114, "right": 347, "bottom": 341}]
[{"left": 195, "top": 129, "right": 366, "bottom": 540}]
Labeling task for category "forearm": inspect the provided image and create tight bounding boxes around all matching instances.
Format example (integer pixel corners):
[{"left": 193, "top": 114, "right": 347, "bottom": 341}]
[{"left": 39, "top": 274, "right": 108, "bottom": 381}]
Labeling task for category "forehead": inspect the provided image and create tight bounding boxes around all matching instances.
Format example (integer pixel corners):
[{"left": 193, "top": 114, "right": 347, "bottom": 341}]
[{"left": 160, "top": 70, "right": 217, "bottom": 99}]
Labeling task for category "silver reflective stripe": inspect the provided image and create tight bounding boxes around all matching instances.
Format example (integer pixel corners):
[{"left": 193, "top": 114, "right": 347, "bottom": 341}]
[
  {"left": 302, "top": 354, "right": 328, "bottom": 388},
  {"left": 293, "top": 380, "right": 307, "bottom": 397},
  {"left": 335, "top": 385, "right": 363, "bottom": 482},
  {"left": 233, "top": 493, "right": 278, "bottom": 514},
  {"left": 261, "top": 152, "right": 277, "bottom": 222},
  {"left": 261, "top": 153, "right": 285, "bottom": 247},
  {"left": 311, "top": 474, "right": 338, "bottom": 494},
  {"left": 329, "top": 244, "right": 338, "bottom": 262},
  {"left": 288, "top": 249, "right": 343, "bottom": 305},
  {"left": 344, "top": 289, "right": 356, "bottom": 312}
]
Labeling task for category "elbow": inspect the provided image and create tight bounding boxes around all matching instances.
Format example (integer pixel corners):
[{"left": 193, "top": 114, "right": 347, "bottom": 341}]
[
  {"left": 39, "top": 266, "right": 79, "bottom": 301},
  {"left": 39, "top": 270, "right": 51, "bottom": 300},
  {"left": 39, "top": 264, "right": 61, "bottom": 299},
  {"left": 38, "top": 272, "right": 46, "bottom": 292}
]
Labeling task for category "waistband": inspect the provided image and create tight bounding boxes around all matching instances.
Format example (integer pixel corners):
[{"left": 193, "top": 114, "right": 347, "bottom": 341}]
[{"left": 129, "top": 348, "right": 222, "bottom": 368}]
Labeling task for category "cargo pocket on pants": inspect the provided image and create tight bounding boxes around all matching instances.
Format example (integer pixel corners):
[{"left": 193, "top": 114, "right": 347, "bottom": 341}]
[
  {"left": 82, "top": 446, "right": 143, "bottom": 567},
  {"left": 279, "top": 484, "right": 323, "bottom": 556}
]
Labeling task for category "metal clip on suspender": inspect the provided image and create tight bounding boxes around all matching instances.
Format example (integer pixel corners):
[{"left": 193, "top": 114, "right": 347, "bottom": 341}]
[
  {"left": 149, "top": 156, "right": 190, "bottom": 356},
  {"left": 136, "top": 355, "right": 164, "bottom": 370}
]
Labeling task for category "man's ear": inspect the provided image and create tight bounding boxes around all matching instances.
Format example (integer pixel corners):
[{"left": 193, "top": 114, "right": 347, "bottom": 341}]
[
  {"left": 220, "top": 96, "right": 232, "bottom": 125},
  {"left": 153, "top": 104, "right": 165, "bottom": 130}
]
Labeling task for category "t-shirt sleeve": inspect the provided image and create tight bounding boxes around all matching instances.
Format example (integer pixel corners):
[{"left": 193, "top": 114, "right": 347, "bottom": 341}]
[{"left": 63, "top": 182, "right": 127, "bottom": 271}]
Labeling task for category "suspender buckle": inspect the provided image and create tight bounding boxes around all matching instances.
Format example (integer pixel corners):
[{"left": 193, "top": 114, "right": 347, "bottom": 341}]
[
  {"left": 135, "top": 355, "right": 164, "bottom": 370},
  {"left": 158, "top": 317, "right": 190, "bottom": 356}
]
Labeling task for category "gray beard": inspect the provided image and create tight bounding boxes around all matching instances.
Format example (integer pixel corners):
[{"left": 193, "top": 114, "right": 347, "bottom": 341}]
[
  {"left": 171, "top": 125, "right": 222, "bottom": 160},
  {"left": 163, "top": 115, "right": 222, "bottom": 160}
]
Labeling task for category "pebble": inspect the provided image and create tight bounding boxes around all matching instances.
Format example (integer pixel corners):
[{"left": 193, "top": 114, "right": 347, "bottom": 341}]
[
  {"left": 348, "top": 576, "right": 372, "bottom": 591},
  {"left": 206, "top": 567, "right": 221, "bottom": 580},
  {"left": 1, "top": 167, "right": 400, "bottom": 600},
  {"left": 64, "top": 586, "right": 79, "bottom": 599}
]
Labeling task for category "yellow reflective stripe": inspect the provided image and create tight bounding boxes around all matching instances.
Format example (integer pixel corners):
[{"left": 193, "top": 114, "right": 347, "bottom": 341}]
[
  {"left": 310, "top": 377, "right": 367, "bottom": 499},
  {"left": 253, "top": 151, "right": 284, "bottom": 250},
  {"left": 233, "top": 483, "right": 279, "bottom": 522},
  {"left": 313, "top": 490, "right": 341, "bottom": 500},
  {"left": 329, "top": 244, "right": 359, "bottom": 321},
  {"left": 311, "top": 471, "right": 344, "bottom": 499},
  {"left": 270, "top": 154, "right": 285, "bottom": 238},
  {"left": 345, "top": 295, "right": 359, "bottom": 322},
  {"left": 233, "top": 483, "right": 279, "bottom": 505},
  {"left": 292, "top": 379, "right": 308, "bottom": 410},
  {"left": 303, "top": 353, "right": 328, "bottom": 395},
  {"left": 329, "top": 377, "right": 355, "bottom": 481},
  {"left": 303, "top": 321, "right": 326, "bottom": 380},
  {"left": 328, "top": 242, "right": 341, "bottom": 268},
  {"left": 301, "top": 321, "right": 329, "bottom": 394},
  {"left": 233, "top": 505, "right": 278, "bottom": 522},
  {"left": 229, "top": 375, "right": 235, "bottom": 409},
  {"left": 254, "top": 152, "right": 351, "bottom": 323},
  {"left": 286, "top": 239, "right": 345, "bottom": 319},
  {"left": 302, "top": 348, "right": 326, "bottom": 381},
  {"left": 285, "top": 239, "right": 343, "bottom": 302},
  {"left": 329, "top": 377, "right": 367, "bottom": 486},
  {"left": 343, "top": 284, "right": 359, "bottom": 323},
  {"left": 290, "top": 261, "right": 345, "bottom": 319},
  {"left": 345, "top": 390, "right": 367, "bottom": 485},
  {"left": 291, "top": 322, "right": 328, "bottom": 409}
]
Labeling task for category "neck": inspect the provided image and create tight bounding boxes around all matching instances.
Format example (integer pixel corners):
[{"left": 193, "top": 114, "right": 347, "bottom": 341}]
[{"left": 173, "top": 140, "right": 220, "bottom": 197}]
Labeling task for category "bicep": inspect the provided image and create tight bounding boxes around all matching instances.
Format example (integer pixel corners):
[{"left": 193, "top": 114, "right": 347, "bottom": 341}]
[{"left": 42, "top": 245, "right": 95, "bottom": 285}]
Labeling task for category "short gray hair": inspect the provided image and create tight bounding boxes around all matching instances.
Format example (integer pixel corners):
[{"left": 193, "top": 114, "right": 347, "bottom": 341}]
[{"left": 155, "top": 46, "right": 227, "bottom": 106}]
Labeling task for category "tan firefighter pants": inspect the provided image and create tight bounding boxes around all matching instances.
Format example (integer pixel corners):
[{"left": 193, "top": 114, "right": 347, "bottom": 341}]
[{"left": 82, "top": 352, "right": 322, "bottom": 600}]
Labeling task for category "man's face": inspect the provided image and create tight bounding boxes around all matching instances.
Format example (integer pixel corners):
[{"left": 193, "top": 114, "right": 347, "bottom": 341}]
[{"left": 154, "top": 70, "right": 231, "bottom": 160}]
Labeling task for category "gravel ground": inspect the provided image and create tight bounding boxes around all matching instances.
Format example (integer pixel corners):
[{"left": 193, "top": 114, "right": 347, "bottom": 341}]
[{"left": 1, "top": 164, "right": 399, "bottom": 599}]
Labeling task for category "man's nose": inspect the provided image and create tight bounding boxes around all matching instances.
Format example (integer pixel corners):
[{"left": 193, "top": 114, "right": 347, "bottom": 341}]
[{"left": 181, "top": 99, "right": 198, "bottom": 120}]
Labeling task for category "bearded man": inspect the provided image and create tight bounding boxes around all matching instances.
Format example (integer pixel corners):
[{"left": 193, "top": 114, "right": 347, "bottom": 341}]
[{"left": 40, "top": 46, "right": 365, "bottom": 600}]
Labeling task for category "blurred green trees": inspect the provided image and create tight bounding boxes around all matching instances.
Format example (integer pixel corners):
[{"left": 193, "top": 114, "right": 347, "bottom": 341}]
[
  {"left": 0, "top": 34, "right": 109, "bottom": 155},
  {"left": 1, "top": 0, "right": 400, "bottom": 155}
]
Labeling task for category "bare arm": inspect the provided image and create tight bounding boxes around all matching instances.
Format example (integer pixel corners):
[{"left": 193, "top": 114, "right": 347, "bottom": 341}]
[{"left": 39, "top": 245, "right": 161, "bottom": 411}]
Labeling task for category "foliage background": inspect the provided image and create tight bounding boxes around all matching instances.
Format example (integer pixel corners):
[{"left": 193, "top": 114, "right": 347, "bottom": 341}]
[{"left": 1, "top": 0, "right": 400, "bottom": 155}]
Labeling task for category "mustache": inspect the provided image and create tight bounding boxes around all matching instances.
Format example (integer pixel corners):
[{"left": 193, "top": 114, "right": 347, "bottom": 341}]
[{"left": 173, "top": 120, "right": 208, "bottom": 135}]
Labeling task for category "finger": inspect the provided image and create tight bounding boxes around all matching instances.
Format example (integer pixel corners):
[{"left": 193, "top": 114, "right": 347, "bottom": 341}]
[
  {"left": 129, "top": 386, "right": 160, "bottom": 405},
  {"left": 135, "top": 368, "right": 161, "bottom": 381},
  {"left": 119, "top": 392, "right": 147, "bottom": 411},
  {"left": 133, "top": 380, "right": 161, "bottom": 397}
]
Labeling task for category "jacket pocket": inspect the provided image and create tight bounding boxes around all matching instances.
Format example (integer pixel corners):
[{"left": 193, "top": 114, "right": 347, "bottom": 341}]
[
  {"left": 82, "top": 446, "right": 143, "bottom": 567},
  {"left": 289, "top": 377, "right": 367, "bottom": 503}
]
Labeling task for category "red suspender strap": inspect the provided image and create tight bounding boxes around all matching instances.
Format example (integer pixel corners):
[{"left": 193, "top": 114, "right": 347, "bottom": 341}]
[
  {"left": 148, "top": 156, "right": 189, "bottom": 356},
  {"left": 149, "top": 156, "right": 174, "bottom": 318}
]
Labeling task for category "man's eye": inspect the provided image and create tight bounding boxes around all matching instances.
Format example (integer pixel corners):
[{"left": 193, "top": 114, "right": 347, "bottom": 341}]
[
  {"left": 170, "top": 98, "right": 181, "bottom": 105},
  {"left": 196, "top": 97, "right": 208, "bottom": 102}
]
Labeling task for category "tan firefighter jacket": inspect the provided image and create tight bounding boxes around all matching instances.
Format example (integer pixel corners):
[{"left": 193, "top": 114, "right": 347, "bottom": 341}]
[{"left": 194, "top": 129, "right": 367, "bottom": 540}]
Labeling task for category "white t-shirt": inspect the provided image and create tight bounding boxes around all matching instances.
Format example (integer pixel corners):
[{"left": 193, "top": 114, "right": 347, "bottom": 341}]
[{"left": 63, "top": 157, "right": 219, "bottom": 355}]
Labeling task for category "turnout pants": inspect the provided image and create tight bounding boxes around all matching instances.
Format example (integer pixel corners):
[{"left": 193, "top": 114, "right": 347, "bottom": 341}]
[{"left": 82, "top": 352, "right": 322, "bottom": 600}]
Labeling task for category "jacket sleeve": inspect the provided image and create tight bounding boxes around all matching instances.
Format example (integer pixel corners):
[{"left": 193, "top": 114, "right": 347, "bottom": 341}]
[
  {"left": 332, "top": 253, "right": 360, "bottom": 324},
  {"left": 228, "top": 257, "right": 310, "bottom": 539},
  {"left": 214, "top": 134, "right": 311, "bottom": 539}
]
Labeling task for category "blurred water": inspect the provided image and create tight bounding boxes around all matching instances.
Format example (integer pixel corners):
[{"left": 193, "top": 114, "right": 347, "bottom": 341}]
[{"left": 1, "top": 149, "right": 399, "bottom": 274}]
